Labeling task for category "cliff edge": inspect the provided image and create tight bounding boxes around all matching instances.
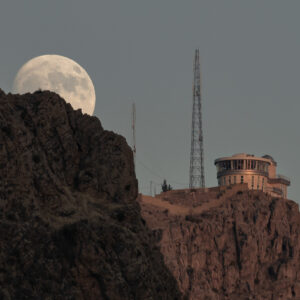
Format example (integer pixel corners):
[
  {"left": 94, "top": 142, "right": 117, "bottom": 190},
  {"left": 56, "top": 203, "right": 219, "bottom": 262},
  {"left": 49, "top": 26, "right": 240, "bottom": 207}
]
[
  {"left": 139, "top": 184, "right": 300, "bottom": 300},
  {"left": 0, "top": 90, "right": 181, "bottom": 300}
]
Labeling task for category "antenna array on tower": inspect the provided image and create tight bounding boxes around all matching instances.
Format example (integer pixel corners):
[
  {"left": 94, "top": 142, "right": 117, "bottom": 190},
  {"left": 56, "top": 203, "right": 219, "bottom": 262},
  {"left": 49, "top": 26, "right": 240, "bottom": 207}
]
[{"left": 189, "top": 49, "right": 205, "bottom": 188}]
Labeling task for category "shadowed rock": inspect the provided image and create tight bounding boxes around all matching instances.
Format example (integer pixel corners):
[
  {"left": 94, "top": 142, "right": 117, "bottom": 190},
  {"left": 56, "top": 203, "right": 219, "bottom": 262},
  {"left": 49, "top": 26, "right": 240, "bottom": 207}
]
[{"left": 0, "top": 89, "right": 182, "bottom": 300}]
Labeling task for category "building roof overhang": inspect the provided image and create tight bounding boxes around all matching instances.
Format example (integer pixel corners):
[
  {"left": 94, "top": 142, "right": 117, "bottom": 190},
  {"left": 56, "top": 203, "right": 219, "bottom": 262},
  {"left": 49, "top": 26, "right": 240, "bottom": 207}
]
[{"left": 214, "top": 154, "right": 272, "bottom": 165}]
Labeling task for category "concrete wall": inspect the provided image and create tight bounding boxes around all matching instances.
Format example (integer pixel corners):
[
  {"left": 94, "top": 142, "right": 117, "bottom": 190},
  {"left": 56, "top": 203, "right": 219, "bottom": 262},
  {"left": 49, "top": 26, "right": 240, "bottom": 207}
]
[{"left": 219, "top": 174, "right": 268, "bottom": 192}]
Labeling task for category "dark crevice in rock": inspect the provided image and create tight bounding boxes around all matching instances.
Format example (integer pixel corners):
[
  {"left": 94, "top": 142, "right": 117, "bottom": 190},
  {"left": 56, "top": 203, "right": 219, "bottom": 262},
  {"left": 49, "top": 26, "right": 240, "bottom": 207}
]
[{"left": 233, "top": 221, "right": 242, "bottom": 271}]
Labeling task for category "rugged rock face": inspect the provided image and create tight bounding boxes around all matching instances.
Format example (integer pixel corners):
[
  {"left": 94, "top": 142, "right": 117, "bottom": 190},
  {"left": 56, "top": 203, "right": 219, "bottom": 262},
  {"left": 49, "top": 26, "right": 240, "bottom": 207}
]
[
  {"left": 139, "top": 184, "right": 300, "bottom": 300},
  {"left": 0, "top": 89, "right": 181, "bottom": 300}
]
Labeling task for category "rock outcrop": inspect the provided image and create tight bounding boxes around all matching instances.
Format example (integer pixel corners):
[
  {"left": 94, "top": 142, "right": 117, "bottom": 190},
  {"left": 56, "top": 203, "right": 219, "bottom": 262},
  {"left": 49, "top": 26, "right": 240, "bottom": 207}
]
[
  {"left": 139, "top": 184, "right": 300, "bottom": 300},
  {"left": 0, "top": 90, "right": 181, "bottom": 300}
]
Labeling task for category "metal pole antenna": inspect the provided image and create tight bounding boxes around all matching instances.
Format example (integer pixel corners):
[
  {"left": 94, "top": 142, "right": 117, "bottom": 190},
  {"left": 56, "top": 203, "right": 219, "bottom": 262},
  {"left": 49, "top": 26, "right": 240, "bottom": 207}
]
[
  {"left": 132, "top": 102, "right": 136, "bottom": 166},
  {"left": 189, "top": 49, "right": 205, "bottom": 188}
]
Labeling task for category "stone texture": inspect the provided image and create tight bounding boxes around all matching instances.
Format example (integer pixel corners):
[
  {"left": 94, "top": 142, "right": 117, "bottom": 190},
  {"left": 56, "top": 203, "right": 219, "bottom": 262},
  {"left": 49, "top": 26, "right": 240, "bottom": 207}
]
[
  {"left": 0, "top": 89, "right": 182, "bottom": 300},
  {"left": 139, "top": 184, "right": 300, "bottom": 300}
]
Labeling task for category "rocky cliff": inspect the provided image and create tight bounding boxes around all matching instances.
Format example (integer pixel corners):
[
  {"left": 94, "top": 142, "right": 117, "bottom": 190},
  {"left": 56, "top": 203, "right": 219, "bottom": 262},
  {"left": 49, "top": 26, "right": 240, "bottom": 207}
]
[
  {"left": 139, "top": 184, "right": 300, "bottom": 300},
  {"left": 0, "top": 89, "right": 182, "bottom": 300}
]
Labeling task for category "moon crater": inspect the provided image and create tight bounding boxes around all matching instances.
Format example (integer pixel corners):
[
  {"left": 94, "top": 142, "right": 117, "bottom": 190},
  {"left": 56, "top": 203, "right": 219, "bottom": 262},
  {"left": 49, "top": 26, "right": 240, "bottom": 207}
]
[{"left": 13, "top": 55, "right": 96, "bottom": 115}]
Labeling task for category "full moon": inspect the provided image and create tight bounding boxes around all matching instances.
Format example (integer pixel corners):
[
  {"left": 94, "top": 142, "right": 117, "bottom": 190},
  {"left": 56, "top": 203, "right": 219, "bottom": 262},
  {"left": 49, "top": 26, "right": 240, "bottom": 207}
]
[{"left": 12, "top": 55, "right": 96, "bottom": 115}]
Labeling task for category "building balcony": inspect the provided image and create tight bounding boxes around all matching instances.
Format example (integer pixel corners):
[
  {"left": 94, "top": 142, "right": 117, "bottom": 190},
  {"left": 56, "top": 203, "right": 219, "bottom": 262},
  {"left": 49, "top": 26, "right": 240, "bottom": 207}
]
[
  {"left": 268, "top": 174, "right": 291, "bottom": 186},
  {"left": 265, "top": 186, "right": 284, "bottom": 196}
]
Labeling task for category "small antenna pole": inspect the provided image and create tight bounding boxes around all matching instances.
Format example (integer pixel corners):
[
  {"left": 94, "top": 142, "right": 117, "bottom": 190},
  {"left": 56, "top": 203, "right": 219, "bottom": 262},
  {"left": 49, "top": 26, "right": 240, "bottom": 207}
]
[{"left": 132, "top": 102, "right": 136, "bottom": 166}]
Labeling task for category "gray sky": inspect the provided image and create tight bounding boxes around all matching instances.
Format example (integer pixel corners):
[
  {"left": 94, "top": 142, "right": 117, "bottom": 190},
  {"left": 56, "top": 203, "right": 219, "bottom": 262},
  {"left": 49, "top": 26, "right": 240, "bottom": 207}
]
[{"left": 1, "top": 1, "right": 299, "bottom": 202}]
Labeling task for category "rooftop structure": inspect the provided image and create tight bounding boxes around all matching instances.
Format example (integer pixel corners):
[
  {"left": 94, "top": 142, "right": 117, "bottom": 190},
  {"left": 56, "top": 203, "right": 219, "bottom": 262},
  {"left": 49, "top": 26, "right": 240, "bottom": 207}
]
[{"left": 214, "top": 153, "right": 290, "bottom": 198}]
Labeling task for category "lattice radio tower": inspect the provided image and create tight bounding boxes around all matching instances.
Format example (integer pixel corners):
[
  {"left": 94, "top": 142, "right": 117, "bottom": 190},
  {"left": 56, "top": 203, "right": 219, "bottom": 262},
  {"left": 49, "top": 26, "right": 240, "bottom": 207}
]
[{"left": 189, "top": 49, "right": 205, "bottom": 188}]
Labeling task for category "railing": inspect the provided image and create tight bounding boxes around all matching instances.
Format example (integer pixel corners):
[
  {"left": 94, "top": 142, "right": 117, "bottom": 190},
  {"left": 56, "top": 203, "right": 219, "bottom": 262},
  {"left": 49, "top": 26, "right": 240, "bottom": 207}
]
[
  {"left": 272, "top": 187, "right": 283, "bottom": 195},
  {"left": 264, "top": 187, "right": 283, "bottom": 196},
  {"left": 217, "top": 169, "right": 268, "bottom": 178},
  {"left": 277, "top": 174, "right": 290, "bottom": 182}
]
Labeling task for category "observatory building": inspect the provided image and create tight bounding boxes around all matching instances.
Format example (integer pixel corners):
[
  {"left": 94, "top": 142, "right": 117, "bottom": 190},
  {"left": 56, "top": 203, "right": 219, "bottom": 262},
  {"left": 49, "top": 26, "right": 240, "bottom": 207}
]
[{"left": 214, "top": 153, "right": 290, "bottom": 198}]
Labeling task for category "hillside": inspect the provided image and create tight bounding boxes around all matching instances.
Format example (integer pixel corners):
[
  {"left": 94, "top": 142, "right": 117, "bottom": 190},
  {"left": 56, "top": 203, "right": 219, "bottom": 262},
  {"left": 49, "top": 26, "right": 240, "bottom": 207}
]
[
  {"left": 139, "top": 184, "right": 300, "bottom": 300},
  {"left": 0, "top": 89, "right": 182, "bottom": 300},
  {"left": 1, "top": 88, "right": 299, "bottom": 300}
]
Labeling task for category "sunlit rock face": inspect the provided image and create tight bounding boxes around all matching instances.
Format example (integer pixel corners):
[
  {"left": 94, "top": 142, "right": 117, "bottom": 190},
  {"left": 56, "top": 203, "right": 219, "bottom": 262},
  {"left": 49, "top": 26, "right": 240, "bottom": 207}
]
[
  {"left": 0, "top": 89, "right": 181, "bottom": 300},
  {"left": 139, "top": 185, "right": 300, "bottom": 300}
]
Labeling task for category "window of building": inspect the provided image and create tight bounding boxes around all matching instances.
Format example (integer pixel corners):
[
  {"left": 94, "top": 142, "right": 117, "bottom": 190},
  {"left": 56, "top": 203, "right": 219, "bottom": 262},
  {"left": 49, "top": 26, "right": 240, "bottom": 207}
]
[
  {"left": 262, "top": 178, "right": 264, "bottom": 191},
  {"left": 219, "top": 162, "right": 224, "bottom": 172},
  {"left": 223, "top": 177, "right": 226, "bottom": 185},
  {"left": 218, "top": 162, "right": 223, "bottom": 172},
  {"left": 257, "top": 176, "right": 260, "bottom": 189},
  {"left": 229, "top": 176, "right": 231, "bottom": 185},
  {"left": 247, "top": 160, "right": 251, "bottom": 169},
  {"left": 233, "top": 160, "right": 238, "bottom": 170},
  {"left": 226, "top": 161, "right": 231, "bottom": 170},
  {"left": 241, "top": 175, "right": 244, "bottom": 183},
  {"left": 237, "top": 160, "right": 243, "bottom": 170},
  {"left": 251, "top": 176, "right": 254, "bottom": 189},
  {"left": 234, "top": 176, "right": 236, "bottom": 184},
  {"left": 257, "top": 162, "right": 261, "bottom": 171}
]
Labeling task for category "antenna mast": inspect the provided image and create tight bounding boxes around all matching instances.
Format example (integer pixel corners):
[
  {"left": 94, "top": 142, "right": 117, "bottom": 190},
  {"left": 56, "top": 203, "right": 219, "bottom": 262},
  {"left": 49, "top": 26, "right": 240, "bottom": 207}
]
[
  {"left": 132, "top": 102, "right": 136, "bottom": 165},
  {"left": 189, "top": 49, "right": 205, "bottom": 188}
]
